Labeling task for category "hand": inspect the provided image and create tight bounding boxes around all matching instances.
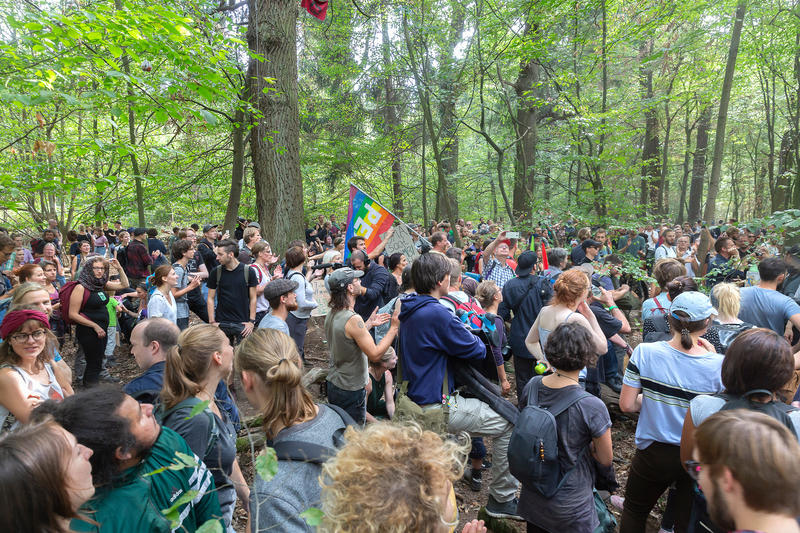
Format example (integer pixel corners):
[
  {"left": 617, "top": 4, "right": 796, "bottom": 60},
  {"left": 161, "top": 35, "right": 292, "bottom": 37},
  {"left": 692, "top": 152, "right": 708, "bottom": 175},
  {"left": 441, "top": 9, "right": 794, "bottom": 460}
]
[
  {"left": 364, "top": 307, "right": 390, "bottom": 329},
  {"left": 188, "top": 276, "right": 202, "bottom": 288},
  {"left": 501, "top": 379, "right": 511, "bottom": 395},
  {"left": 697, "top": 337, "right": 715, "bottom": 352},
  {"left": 599, "top": 287, "right": 615, "bottom": 307},
  {"left": 576, "top": 299, "right": 592, "bottom": 318},
  {"left": 242, "top": 322, "right": 254, "bottom": 337},
  {"left": 93, "top": 324, "right": 106, "bottom": 338},
  {"left": 496, "top": 230, "right": 507, "bottom": 241},
  {"left": 385, "top": 226, "right": 395, "bottom": 238},
  {"left": 619, "top": 283, "right": 630, "bottom": 293},
  {"left": 391, "top": 298, "right": 402, "bottom": 329},
  {"left": 152, "top": 249, "right": 161, "bottom": 259},
  {"left": 461, "top": 520, "right": 487, "bottom": 533},
  {"left": 273, "top": 265, "right": 283, "bottom": 278},
  {"left": 785, "top": 323, "right": 794, "bottom": 343},
  {"left": 109, "top": 258, "right": 122, "bottom": 269}
]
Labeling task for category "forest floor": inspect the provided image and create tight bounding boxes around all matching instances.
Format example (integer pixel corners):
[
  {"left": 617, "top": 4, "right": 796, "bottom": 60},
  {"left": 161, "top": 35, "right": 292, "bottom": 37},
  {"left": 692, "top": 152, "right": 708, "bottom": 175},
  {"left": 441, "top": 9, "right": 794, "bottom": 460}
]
[{"left": 63, "top": 313, "right": 665, "bottom": 533}]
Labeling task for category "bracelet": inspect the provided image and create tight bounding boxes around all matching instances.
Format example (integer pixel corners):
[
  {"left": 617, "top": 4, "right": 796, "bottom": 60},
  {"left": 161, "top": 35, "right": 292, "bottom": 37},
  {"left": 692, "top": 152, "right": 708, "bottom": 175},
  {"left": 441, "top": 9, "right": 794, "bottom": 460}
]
[{"left": 606, "top": 305, "right": 618, "bottom": 311}]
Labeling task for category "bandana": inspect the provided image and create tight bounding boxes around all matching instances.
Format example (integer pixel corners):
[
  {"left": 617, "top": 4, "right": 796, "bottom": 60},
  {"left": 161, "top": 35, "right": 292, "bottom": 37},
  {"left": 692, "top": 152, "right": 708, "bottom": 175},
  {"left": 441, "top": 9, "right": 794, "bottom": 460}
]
[
  {"left": 0, "top": 309, "right": 50, "bottom": 341},
  {"left": 77, "top": 256, "right": 108, "bottom": 292}
]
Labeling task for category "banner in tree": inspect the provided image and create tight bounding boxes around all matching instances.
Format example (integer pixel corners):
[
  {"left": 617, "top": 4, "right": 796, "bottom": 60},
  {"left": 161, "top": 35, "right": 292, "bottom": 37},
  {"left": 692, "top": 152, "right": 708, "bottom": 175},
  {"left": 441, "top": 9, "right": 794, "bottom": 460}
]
[{"left": 344, "top": 185, "right": 395, "bottom": 259}]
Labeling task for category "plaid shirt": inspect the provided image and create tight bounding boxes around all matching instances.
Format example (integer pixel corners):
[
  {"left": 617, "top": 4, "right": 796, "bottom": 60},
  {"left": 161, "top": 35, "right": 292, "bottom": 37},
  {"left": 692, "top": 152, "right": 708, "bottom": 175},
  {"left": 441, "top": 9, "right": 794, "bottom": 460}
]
[{"left": 483, "top": 257, "right": 516, "bottom": 289}]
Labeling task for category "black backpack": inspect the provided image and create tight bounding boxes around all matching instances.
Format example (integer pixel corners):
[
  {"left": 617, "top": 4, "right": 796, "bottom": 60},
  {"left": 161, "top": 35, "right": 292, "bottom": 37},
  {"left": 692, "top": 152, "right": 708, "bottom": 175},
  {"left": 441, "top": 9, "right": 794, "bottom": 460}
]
[
  {"left": 508, "top": 376, "right": 592, "bottom": 498},
  {"left": 719, "top": 389, "right": 797, "bottom": 433}
]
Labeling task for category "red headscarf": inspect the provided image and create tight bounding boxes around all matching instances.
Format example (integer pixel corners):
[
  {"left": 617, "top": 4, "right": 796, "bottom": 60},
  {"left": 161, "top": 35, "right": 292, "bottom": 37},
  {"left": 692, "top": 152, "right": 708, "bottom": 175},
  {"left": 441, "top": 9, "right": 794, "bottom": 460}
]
[{"left": 0, "top": 310, "right": 50, "bottom": 341}]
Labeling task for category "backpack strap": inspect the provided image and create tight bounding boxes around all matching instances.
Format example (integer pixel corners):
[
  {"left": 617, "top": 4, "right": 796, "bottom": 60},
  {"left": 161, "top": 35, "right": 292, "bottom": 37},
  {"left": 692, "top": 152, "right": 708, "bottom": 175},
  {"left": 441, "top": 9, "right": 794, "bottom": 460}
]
[
  {"left": 653, "top": 296, "right": 668, "bottom": 315},
  {"left": 526, "top": 375, "right": 591, "bottom": 416},
  {"left": 323, "top": 402, "right": 357, "bottom": 427},
  {"left": 271, "top": 440, "right": 338, "bottom": 464}
]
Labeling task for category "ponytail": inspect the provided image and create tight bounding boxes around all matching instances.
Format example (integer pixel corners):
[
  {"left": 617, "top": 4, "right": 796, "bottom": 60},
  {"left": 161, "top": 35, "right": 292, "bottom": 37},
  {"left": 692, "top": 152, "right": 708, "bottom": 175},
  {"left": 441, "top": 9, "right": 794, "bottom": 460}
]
[
  {"left": 161, "top": 324, "right": 222, "bottom": 410},
  {"left": 667, "top": 310, "right": 708, "bottom": 350},
  {"left": 235, "top": 329, "right": 316, "bottom": 440}
]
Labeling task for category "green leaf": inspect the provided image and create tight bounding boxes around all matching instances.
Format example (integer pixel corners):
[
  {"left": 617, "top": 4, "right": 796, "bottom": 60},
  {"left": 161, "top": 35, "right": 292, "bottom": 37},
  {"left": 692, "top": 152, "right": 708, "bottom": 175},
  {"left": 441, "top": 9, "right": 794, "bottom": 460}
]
[
  {"left": 300, "top": 508, "right": 324, "bottom": 527},
  {"left": 108, "top": 44, "right": 123, "bottom": 58},
  {"left": 160, "top": 490, "right": 198, "bottom": 529},
  {"left": 184, "top": 399, "right": 210, "bottom": 420},
  {"left": 87, "top": 31, "right": 102, "bottom": 41},
  {"left": 128, "top": 28, "right": 143, "bottom": 40},
  {"left": 196, "top": 519, "right": 224, "bottom": 533},
  {"left": 255, "top": 447, "right": 279, "bottom": 482},
  {"left": 198, "top": 109, "right": 218, "bottom": 126},
  {"left": 24, "top": 22, "right": 43, "bottom": 31}
]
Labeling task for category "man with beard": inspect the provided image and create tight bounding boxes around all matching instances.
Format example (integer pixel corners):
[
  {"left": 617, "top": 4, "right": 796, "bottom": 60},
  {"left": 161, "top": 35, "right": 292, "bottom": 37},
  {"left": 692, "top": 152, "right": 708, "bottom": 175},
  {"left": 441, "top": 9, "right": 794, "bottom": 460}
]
[
  {"left": 32, "top": 386, "right": 223, "bottom": 532},
  {"left": 257, "top": 278, "right": 298, "bottom": 336},
  {"left": 691, "top": 410, "right": 800, "bottom": 533},
  {"left": 654, "top": 229, "right": 677, "bottom": 260}
]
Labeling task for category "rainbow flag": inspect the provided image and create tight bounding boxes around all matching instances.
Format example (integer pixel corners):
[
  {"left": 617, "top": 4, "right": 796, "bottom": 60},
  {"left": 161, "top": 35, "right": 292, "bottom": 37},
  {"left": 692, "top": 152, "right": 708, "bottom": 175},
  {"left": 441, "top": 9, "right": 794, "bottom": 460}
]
[{"left": 344, "top": 185, "right": 395, "bottom": 258}]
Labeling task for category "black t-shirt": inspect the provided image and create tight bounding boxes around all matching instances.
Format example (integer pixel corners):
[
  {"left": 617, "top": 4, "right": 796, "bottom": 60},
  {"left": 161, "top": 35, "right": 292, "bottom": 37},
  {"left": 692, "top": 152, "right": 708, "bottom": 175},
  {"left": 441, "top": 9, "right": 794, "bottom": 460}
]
[
  {"left": 69, "top": 241, "right": 81, "bottom": 256},
  {"left": 589, "top": 301, "right": 622, "bottom": 338},
  {"left": 207, "top": 262, "right": 257, "bottom": 323}
]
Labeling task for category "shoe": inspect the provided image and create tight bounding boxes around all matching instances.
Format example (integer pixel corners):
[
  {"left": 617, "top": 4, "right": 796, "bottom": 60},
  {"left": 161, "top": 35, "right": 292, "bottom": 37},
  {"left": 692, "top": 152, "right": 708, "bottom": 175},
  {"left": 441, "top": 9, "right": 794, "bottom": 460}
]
[
  {"left": 99, "top": 371, "right": 119, "bottom": 383},
  {"left": 658, "top": 529, "right": 674, "bottom": 533},
  {"left": 463, "top": 467, "right": 482, "bottom": 491},
  {"left": 606, "top": 376, "right": 623, "bottom": 393},
  {"left": 485, "top": 495, "right": 523, "bottom": 521},
  {"left": 609, "top": 494, "right": 624, "bottom": 510},
  {"left": 482, "top": 459, "right": 492, "bottom": 469}
]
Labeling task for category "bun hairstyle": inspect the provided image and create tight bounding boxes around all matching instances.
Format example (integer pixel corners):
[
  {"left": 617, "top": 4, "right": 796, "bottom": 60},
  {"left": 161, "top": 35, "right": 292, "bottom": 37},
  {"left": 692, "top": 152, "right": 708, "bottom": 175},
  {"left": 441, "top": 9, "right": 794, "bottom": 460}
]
[
  {"left": 551, "top": 269, "right": 590, "bottom": 307},
  {"left": 161, "top": 324, "right": 226, "bottom": 410},
  {"left": 667, "top": 310, "right": 709, "bottom": 349},
  {"left": 235, "top": 328, "right": 316, "bottom": 440},
  {"left": 665, "top": 275, "right": 698, "bottom": 301},
  {"left": 152, "top": 264, "right": 172, "bottom": 287}
]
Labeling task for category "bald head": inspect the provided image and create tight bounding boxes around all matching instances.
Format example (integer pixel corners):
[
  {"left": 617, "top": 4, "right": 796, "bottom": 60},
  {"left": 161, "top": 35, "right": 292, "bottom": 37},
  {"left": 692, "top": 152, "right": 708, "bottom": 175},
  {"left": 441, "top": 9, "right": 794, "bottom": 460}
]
[{"left": 130, "top": 318, "right": 179, "bottom": 371}]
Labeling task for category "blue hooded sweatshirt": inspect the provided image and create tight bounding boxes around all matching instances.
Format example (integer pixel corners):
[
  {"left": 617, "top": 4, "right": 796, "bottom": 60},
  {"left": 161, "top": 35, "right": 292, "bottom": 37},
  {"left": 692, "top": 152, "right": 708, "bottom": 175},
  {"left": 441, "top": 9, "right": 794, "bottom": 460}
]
[{"left": 398, "top": 293, "right": 486, "bottom": 405}]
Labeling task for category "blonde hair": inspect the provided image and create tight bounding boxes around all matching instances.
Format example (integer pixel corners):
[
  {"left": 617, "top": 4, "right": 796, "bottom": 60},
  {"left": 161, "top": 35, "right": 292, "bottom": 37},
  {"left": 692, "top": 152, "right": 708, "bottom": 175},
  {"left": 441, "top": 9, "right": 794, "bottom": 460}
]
[
  {"left": 448, "top": 258, "right": 461, "bottom": 285},
  {"left": 368, "top": 346, "right": 396, "bottom": 368},
  {"left": 319, "top": 422, "right": 468, "bottom": 533},
  {"left": 10, "top": 283, "right": 50, "bottom": 310},
  {"left": 234, "top": 328, "right": 316, "bottom": 440},
  {"left": 712, "top": 282, "right": 741, "bottom": 319},
  {"left": 475, "top": 280, "right": 499, "bottom": 309},
  {"left": 161, "top": 324, "right": 225, "bottom": 410}
]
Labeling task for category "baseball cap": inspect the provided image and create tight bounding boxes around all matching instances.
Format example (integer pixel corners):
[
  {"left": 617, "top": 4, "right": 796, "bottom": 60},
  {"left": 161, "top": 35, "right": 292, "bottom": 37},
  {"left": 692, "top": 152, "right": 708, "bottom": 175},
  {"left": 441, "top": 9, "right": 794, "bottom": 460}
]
[
  {"left": 325, "top": 267, "right": 364, "bottom": 292},
  {"left": 263, "top": 278, "right": 298, "bottom": 301},
  {"left": 581, "top": 239, "right": 602, "bottom": 250},
  {"left": 202, "top": 224, "right": 218, "bottom": 233},
  {"left": 669, "top": 291, "right": 717, "bottom": 321},
  {"left": 132, "top": 227, "right": 147, "bottom": 236},
  {"left": 515, "top": 250, "right": 538, "bottom": 276}
]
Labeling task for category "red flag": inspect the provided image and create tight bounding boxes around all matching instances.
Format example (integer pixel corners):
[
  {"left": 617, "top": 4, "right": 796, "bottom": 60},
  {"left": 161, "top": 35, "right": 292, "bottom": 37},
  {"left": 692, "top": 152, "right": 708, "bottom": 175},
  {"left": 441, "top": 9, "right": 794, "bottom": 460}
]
[
  {"left": 301, "top": 0, "right": 328, "bottom": 20},
  {"left": 541, "top": 241, "right": 548, "bottom": 270}
]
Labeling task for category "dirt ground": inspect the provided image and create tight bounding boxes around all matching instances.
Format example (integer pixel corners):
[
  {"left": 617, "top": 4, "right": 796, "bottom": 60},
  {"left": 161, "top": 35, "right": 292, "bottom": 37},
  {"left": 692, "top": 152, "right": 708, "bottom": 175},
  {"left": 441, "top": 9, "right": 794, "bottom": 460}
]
[{"left": 63, "top": 313, "right": 665, "bottom": 532}]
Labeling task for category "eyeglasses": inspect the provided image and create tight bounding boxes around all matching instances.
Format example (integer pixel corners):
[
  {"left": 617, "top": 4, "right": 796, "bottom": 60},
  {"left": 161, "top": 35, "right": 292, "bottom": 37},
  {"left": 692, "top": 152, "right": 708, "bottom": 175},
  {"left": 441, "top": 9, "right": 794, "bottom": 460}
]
[
  {"left": 684, "top": 460, "right": 702, "bottom": 481},
  {"left": 9, "top": 329, "right": 47, "bottom": 343}
]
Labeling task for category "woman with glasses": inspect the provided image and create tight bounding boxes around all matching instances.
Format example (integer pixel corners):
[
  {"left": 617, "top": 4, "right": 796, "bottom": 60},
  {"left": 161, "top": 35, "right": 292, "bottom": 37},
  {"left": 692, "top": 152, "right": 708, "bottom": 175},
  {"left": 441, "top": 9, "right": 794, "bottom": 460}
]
[
  {"left": 68, "top": 256, "right": 128, "bottom": 386},
  {"left": 251, "top": 240, "right": 280, "bottom": 326},
  {"left": 0, "top": 309, "right": 71, "bottom": 431}
]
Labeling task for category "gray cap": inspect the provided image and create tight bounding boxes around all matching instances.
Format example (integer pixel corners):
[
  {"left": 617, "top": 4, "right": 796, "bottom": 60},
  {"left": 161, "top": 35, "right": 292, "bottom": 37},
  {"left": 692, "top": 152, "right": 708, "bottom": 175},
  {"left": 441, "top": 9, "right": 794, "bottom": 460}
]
[
  {"left": 263, "top": 278, "right": 298, "bottom": 301},
  {"left": 325, "top": 267, "right": 364, "bottom": 292},
  {"left": 670, "top": 291, "right": 717, "bottom": 321},
  {"left": 247, "top": 222, "right": 261, "bottom": 229}
]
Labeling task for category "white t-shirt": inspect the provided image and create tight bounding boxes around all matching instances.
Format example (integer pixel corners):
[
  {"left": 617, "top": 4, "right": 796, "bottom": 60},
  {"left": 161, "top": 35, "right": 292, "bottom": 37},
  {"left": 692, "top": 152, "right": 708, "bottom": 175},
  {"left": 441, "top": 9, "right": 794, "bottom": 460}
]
[
  {"left": 623, "top": 341, "right": 724, "bottom": 449},
  {"left": 645, "top": 230, "right": 659, "bottom": 251},
  {"left": 654, "top": 245, "right": 676, "bottom": 260},
  {"left": 148, "top": 289, "right": 177, "bottom": 324}
]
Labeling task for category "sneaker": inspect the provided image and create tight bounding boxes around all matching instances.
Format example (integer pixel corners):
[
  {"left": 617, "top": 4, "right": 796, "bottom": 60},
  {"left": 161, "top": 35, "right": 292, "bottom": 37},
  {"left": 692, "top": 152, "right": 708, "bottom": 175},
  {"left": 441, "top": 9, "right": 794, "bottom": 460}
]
[
  {"left": 609, "top": 494, "right": 625, "bottom": 510},
  {"left": 606, "top": 376, "right": 623, "bottom": 393},
  {"left": 463, "top": 467, "right": 482, "bottom": 491},
  {"left": 482, "top": 459, "right": 492, "bottom": 469},
  {"left": 485, "top": 495, "right": 523, "bottom": 521},
  {"left": 98, "top": 370, "right": 119, "bottom": 383}
]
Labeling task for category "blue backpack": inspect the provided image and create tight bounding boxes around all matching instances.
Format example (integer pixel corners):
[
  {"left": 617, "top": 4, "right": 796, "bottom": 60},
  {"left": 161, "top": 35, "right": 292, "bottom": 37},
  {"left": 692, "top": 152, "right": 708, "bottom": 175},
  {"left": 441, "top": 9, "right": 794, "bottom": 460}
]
[{"left": 508, "top": 376, "right": 592, "bottom": 498}]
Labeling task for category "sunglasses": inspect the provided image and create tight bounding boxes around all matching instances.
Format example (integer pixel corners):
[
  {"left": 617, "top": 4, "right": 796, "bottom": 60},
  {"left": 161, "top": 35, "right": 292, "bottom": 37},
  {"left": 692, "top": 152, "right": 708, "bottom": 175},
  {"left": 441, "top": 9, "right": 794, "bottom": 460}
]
[{"left": 684, "top": 460, "right": 702, "bottom": 482}]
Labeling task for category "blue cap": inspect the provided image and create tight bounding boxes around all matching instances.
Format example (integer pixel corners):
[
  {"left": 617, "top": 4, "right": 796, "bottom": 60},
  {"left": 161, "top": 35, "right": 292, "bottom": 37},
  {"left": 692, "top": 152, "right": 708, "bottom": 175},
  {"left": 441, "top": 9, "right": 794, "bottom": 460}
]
[{"left": 670, "top": 291, "right": 717, "bottom": 321}]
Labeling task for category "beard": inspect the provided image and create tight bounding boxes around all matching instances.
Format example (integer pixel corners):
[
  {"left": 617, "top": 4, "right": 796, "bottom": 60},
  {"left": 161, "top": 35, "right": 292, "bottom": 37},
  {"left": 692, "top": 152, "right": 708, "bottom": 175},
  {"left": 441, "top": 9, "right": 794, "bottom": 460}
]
[
  {"left": 285, "top": 301, "right": 299, "bottom": 312},
  {"left": 707, "top": 478, "right": 736, "bottom": 532}
]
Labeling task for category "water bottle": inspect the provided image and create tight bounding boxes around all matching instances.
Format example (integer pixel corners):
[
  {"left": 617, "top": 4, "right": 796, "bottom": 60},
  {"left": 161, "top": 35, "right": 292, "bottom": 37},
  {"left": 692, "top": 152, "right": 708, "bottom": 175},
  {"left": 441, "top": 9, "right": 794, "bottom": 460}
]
[{"left": 746, "top": 263, "right": 760, "bottom": 286}]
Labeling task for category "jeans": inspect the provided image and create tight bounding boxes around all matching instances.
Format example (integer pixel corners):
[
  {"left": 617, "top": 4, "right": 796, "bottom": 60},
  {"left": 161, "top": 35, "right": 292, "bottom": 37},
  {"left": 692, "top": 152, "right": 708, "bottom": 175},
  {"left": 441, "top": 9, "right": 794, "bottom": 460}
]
[
  {"left": 326, "top": 381, "right": 366, "bottom": 425},
  {"left": 104, "top": 326, "right": 117, "bottom": 364},
  {"left": 177, "top": 317, "right": 189, "bottom": 330},
  {"left": 514, "top": 354, "right": 535, "bottom": 399},
  {"left": 447, "top": 395, "right": 517, "bottom": 502},
  {"left": 603, "top": 343, "right": 621, "bottom": 381},
  {"left": 620, "top": 442, "right": 694, "bottom": 533},
  {"left": 286, "top": 313, "right": 309, "bottom": 360}
]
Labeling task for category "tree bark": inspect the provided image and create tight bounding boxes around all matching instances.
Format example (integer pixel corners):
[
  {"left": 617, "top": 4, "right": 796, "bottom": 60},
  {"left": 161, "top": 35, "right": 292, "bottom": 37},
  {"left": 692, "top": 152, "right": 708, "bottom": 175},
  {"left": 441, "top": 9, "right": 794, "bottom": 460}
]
[
  {"left": 703, "top": 0, "right": 747, "bottom": 223},
  {"left": 223, "top": 100, "right": 247, "bottom": 234},
  {"left": 639, "top": 40, "right": 660, "bottom": 214},
  {"left": 381, "top": 1, "right": 404, "bottom": 218},
  {"left": 678, "top": 104, "right": 695, "bottom": 222},
  {"left": 247, "top": 0, "right": 304, "bottom": 254},
  {"left": 688, "top": 106, "right": 712, "bottom": 222},
  {"left": 512, "top": 22, "right": 538, "bottom": 222}
]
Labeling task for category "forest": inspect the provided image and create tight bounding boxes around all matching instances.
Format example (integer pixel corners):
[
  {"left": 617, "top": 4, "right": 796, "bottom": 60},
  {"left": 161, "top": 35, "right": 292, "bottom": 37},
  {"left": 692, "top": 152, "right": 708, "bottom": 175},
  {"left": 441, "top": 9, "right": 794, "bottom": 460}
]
[{"left": 1, "top": 0, "right": 799, "bottom": 252}]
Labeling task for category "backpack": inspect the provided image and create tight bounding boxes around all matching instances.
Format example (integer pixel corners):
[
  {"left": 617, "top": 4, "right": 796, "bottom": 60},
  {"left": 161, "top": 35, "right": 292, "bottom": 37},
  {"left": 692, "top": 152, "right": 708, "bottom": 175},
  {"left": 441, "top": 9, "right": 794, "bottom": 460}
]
[
  {"left": 58, "top": 281, "right": 91, "bottom": 326},
  {"left": 270, "top": 403, "right": 354, "bottom": 464},
  {"left": 642, "top": 297, "right": 672, "bottom": 343},
  {"left": 441, "top": 294, "right": 486, "bottom": 330},
  {"left": 214, "top": 263, "right": 251, "bottom": 285},
  {"left": 719, "top": 389, "right": 797, "bottom": 433},
  {"left": 508, "top": 376, "right": 592, "bottom": 498}
]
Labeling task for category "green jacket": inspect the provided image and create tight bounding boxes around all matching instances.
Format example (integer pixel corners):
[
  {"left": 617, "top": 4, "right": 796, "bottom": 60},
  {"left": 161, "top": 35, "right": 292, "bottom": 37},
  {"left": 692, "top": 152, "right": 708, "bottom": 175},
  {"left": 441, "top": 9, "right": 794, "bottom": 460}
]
[{"left": 71, "top": 426, "right": 223, "bottom": 532}]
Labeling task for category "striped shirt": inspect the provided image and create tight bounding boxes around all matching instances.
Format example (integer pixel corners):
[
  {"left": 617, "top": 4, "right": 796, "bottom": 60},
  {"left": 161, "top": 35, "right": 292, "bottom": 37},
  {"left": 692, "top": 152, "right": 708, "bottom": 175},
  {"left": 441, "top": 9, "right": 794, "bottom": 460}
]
[{"left": 623, "top": 341, "right": 724, "bottom": 449}]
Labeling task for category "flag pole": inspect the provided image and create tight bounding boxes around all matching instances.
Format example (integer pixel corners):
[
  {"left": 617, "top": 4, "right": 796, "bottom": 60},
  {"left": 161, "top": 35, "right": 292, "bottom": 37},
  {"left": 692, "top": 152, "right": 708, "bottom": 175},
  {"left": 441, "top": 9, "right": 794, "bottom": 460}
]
[{"left": 349, "top": 183, "right": 431, "bottom": 246}]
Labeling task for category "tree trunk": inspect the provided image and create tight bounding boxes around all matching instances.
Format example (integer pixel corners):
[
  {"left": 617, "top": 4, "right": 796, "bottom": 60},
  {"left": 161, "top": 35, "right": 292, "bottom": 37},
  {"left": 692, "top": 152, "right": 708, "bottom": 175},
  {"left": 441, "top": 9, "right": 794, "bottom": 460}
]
[
  {"left": 381, "top": 1, "right": 404, "bottom": 218},
  {"left": 660, "top": 99, "right": 673, "bottom": 214},
  {"left": 223, "top": 103, "right": 247, "bottom": 234},
  {"left": 247, "top": 0, "right": 304, "bottom": 254},
  {"left": 639, "top": 39, "right": 661, "bottom": 214},
  {"left": 678, "top": 105, "right": 695, "bottom": 222},
  {"left": 422, "top": 122, "right": 428, "bottom": 226},
  {"left": 703, "top": 0, "right": 747, "bottom": 223},
  {"left": 688, "top": 106, "right": 712, "bottom": 222},
  {"left": 512, "top": 23, "right": 538, "bottom": 222}
]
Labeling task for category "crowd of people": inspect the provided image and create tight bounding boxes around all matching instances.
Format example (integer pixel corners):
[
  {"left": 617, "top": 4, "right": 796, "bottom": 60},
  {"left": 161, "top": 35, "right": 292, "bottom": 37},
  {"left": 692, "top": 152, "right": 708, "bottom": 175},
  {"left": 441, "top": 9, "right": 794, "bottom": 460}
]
[{"left": 0, "top": 213, "right": 799, "bottom": 533}]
